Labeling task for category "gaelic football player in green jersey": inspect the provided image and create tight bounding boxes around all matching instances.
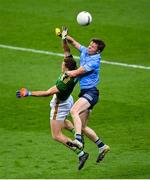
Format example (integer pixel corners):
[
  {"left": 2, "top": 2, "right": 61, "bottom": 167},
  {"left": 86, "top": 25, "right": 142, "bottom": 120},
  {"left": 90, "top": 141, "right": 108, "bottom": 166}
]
[{"left": 16, "top": 36, "right": 89, "bottom": 170}]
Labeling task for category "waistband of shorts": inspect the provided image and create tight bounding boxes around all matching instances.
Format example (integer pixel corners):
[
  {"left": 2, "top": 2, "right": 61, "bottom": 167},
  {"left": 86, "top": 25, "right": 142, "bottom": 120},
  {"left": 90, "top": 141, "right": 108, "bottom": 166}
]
[{"left": 80, "top": 87, "right": 98, "bottom": 92}]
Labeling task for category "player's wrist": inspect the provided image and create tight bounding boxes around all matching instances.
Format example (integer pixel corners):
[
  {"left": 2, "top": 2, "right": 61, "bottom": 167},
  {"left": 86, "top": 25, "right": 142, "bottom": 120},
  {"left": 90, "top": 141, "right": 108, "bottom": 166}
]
[
  {"left": 28, "top": 91, "right": 32, "bottom": 96},
  {"left": 62, "top": 26, "right": 68, "bottom": 40}
]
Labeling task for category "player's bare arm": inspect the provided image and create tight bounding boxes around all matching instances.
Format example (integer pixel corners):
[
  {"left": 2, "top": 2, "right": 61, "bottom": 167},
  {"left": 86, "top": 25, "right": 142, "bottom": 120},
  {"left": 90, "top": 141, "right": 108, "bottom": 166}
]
[
  {"left": 31, "top": 86, "right": 59, "bottom": 96},
  {"left": 66, "top": 35, "right": 81, "bottom": 50},
  {"left": 16, "top": 86, "right": 59, "bottom": 98},
  {"left": 62, "top": 39, "right": 71, "bottom": 57},
  {"left": 55, "top": 27, "right": 80, "bottom": 50},
  {"left": 66, "top": 66, "right": 86, "bottom": 77}
]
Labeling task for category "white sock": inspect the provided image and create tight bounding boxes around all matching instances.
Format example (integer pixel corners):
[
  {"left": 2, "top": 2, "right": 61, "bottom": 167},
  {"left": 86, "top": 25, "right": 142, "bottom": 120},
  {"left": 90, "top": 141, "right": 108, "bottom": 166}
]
[{"left": 78, "top": 151, "right": 84, "bottom": 157}]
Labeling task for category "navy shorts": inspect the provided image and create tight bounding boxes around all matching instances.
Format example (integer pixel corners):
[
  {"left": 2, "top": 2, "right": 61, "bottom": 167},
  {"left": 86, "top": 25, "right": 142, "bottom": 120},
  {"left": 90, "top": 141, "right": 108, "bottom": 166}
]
[{"left": 78, "top": 87, "right": 99, "bottom": 109}]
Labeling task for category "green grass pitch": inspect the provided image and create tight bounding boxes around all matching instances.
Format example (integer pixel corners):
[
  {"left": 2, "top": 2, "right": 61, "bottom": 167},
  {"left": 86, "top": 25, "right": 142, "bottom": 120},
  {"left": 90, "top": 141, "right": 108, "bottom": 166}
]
[{"left": 0, "top": 0, "right": 150, "bottom": 178}]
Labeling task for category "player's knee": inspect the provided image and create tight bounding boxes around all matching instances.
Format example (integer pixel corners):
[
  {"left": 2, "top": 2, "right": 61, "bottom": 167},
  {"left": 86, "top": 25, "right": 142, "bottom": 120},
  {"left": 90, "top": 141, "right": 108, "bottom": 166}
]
[{"left": 70, "top": 107, "right": 78, "bottom": 117}]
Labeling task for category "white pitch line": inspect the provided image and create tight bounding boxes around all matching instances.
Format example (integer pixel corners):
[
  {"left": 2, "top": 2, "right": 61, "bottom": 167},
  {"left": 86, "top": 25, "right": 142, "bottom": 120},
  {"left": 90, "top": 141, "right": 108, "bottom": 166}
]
[{"left": 0, "top": 44, "right": 150, "bottom": 70}]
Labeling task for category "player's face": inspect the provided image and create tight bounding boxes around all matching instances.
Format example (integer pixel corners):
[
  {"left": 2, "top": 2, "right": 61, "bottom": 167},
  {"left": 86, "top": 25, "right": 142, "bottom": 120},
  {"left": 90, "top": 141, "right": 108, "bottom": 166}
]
[{"left": 88, "top": 42, "right": 98, "bottom": 55}]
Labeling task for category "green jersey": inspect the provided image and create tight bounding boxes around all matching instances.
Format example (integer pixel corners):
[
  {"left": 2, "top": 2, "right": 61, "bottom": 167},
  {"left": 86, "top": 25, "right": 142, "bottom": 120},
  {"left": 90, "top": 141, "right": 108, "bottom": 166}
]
[{"left": 55, "top": 73, "right": 78, "bottom": 101}]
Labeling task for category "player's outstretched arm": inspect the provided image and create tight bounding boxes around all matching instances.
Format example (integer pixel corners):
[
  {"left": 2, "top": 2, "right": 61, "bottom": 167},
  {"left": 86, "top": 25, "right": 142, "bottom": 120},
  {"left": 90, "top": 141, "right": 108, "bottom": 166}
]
[
  {"left": 66, "top": 35, "right": 81, "bottom": 50},
  {"left": 16, "top": 86, "right": 59, "bottom": 98},
  {"left": 62, "top": 39, "right": 72, "bottom": 58},
  {"left": 55, "top": 27, "right": 80, "bottom": 50}
]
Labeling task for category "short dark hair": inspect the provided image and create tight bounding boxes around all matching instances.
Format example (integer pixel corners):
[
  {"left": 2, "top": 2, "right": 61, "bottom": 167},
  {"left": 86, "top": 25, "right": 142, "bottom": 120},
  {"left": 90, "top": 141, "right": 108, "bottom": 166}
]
[
  {"left": 91, "top": 38, "right": 106, "bottom": 52},
  {"left": 64, "top": 55, "right": 77, "bottom": 70}
]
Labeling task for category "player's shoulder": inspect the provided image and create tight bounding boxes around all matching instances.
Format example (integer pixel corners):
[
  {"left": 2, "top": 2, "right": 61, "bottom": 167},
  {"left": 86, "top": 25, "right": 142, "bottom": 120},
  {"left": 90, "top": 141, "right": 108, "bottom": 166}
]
[{"left": 79, "top": 45, "right": 87, "bottom": 52}]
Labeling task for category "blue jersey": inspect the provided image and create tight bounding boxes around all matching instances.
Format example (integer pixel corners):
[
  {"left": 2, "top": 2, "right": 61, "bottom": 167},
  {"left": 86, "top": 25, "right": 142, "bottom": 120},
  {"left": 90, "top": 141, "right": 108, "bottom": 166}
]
[{"left": 79, "top": 45, "right": 101, "bottom": 89}]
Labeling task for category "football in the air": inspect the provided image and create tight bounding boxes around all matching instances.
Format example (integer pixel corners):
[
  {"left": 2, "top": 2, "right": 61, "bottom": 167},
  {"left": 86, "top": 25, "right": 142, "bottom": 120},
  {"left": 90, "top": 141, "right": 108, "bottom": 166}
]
[{"left": 76, "top": 11, "right": 92, "bottom": 26}]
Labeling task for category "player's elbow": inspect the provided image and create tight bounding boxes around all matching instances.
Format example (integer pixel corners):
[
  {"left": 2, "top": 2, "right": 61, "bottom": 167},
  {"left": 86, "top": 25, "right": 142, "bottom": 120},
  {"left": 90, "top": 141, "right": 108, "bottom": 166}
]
[
  {"left": 45, "top": 90, "right": 53, "bottom": 96},
  {"left": 76, "top": 67, "right": 86, "bottom": 76},
  {"left": 70, "top": 107, "right": 79, "bottom": 117}
]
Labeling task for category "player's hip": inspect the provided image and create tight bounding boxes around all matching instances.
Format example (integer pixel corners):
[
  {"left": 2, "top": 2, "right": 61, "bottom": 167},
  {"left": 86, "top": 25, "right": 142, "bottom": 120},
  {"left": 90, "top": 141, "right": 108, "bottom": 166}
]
[
  {"left": 78, "top": 87, "right": 99, "bottom": 109},
  {"left": 50, "top": 95, "right": 73, "bottom": 121}
]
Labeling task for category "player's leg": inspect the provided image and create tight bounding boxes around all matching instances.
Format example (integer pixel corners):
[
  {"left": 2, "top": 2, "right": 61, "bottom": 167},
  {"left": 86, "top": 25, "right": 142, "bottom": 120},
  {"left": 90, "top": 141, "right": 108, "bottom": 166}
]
[
  {"left": 50, "top": 120, "right": 83, "bottom": 155},
  {"left": 50, "top": 95, "right": 88, "bottom": 170},
  {"left": 80, "top": 110, "right": 99, "bottom": 142},
  {"left": 50, "top": 119, "right": 88, "bottom": 170},
  {"left": 70, "top": 97, "right": 90, "bottom": 147},
  {"left": 63, "top": 118, "right": 89, "bottom": 170},
  {"left": 64, "top": 119, "right": 75, "bottom": 136},
  {"left": 83, "top": 126, "right": 110, "bottom": 161},
  {"left": 63, "top": 96, "right": 89, "bottom": 170},
  {"left": 71, "top": 87, "right": 100, "bottom": 148},
  {"left": 68, "top": 98, "right": 90, "bottom": 170},
  {"left": 80, "top": 111, "right": 110, "bottom": 163},
  {"left": 50, "top": 120, "right": 71, "bottom": 144}
]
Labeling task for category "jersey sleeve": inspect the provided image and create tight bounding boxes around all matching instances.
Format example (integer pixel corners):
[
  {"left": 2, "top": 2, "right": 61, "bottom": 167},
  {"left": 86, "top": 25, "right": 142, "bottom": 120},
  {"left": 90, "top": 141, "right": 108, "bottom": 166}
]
[
  {"left": 79, "top": 45, "right": 86, "bottom": 53},
  {"left": 56, "top": 77, "right": 68, "bottom": 92}
]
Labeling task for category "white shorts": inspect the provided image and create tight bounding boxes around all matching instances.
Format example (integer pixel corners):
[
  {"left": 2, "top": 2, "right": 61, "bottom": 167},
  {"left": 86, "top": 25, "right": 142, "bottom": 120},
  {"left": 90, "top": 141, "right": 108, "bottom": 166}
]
[{"left": 50, "top": 94, "right": 74, "bottom": 121}]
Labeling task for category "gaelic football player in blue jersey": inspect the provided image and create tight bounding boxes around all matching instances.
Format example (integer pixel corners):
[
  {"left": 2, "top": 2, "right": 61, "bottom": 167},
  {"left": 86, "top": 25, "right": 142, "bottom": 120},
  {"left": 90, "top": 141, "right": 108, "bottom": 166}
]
[{"left": 60, "top": 27, "right": 110, "bottom": 165}]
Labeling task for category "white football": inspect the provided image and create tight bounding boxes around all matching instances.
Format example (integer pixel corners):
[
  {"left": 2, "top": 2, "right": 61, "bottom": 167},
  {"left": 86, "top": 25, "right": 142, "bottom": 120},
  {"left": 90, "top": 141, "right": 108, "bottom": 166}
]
[{"left": 77, "top": 11, "right": 92, "bottom": 26}]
